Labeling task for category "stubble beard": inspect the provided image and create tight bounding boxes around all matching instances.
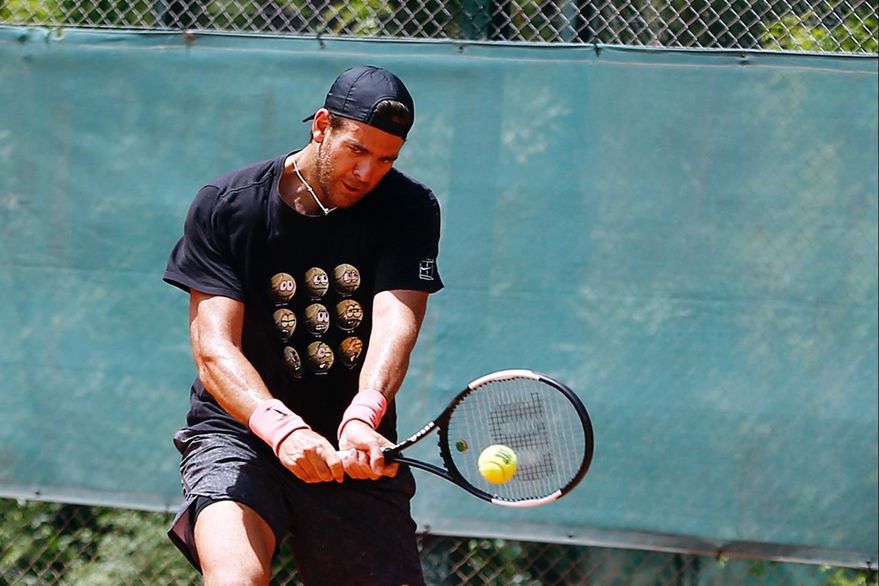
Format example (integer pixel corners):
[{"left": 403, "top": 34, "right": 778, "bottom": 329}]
[{"left": 315, "top": 141, "right": 336, "bottom": 208}]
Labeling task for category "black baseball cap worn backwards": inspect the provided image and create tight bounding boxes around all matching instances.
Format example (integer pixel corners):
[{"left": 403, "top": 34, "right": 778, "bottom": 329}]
[{"left": 304, "top": 65, "right": 415, "bottom": 140}]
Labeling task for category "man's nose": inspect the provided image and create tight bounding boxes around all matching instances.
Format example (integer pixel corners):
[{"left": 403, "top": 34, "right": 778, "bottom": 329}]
[{"left": 352, "top": 159, "right": 374, "bottom": 182}]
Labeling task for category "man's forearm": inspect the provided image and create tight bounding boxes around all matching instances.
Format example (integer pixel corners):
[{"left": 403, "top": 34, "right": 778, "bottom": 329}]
[
  {"left": 196, "top": 338, "right": 275, "bottom": 425},
  {"left": 189, "top": 292, "right": 274, "bottom": 426},
  {"left": 358, "top": 289, "right": 428, "bottom": 401}
]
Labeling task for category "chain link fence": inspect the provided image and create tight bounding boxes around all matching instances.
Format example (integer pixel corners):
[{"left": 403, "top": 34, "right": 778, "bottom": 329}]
[
  {"left": 0, "top": 0, "right": 876, "bottom": 52},
  {"left": 1, "top": 0, "right": 875, "bottom": 578},
  {"left": 1, "top": 499, "right": 876, "bottom": 585}
]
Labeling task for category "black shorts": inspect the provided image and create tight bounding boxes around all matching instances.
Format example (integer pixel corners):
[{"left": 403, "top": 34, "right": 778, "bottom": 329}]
[{"left": 168, "top": 428, "right": 424, "bottom": 586}]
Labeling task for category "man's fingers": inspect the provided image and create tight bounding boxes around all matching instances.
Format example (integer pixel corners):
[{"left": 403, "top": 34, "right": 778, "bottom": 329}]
[
  {"left": 384, "top": 459, "right": 399, "bottom": 478},
  {"left": 338, "top": 443, "right": 398, "bottom": 479},
  {"left": 350, "top": 450, "right": 371, "bottom": 478},
  {"left": 374, "top": 447, "right": 399, "bottom": 478},
  {"left": 290, "top": 457, "right": 318, "bottom": 483},
  {"left": 340, "top": 449, "right": 376, "bottom": 480},
  {"left": 304, "top": 446, "right": 340, "bottom": 483},
  {"left": 324, "top": 448, "right": 345, "bottom": 483},
  {"left": 369, "top": 446, "right": 385, "bottom": 476},
  {"left": 282, "top": 442, "right": 344, "bottom": 483},
  {"left": 368, "top": 446, "right": 399, "bottom": 477}
]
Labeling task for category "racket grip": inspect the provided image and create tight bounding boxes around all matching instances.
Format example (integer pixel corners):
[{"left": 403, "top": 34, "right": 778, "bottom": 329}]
[{"left": 336, "top": 448, "right": 398, "bottom": 461}]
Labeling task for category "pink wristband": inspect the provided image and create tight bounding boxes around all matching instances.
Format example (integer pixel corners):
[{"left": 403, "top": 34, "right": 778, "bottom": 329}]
[
  {"left": 337, "top": 389, "right": 388, "bottom": 439},
  {"left": 249, "top": 399, "right": 311, "bottom": 457}
]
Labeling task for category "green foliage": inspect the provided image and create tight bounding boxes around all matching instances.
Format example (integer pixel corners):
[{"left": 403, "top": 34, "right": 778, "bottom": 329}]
[
  {"left": 762, "top": 12, "right": 878, "bottom": 53},
  {"left": 0, "top": 0, "right": 62, "bottom": 23},
  {"left": 0, "top": 0, "right": 876, "bottom": 52},
  {"left": 61, "top": 509, "right": 198, "bottom": 585},
  {"left": 819, "top": 565, "right": 879, "bottom": 586},
  {"left": 2, "top": 501, "right": 878, "bottom": 585},
  {"left": 0, "top": 499, "right": 198, "bottom": 585},
  {"left": 321, "top": 0, "right": 393, "bottom": 36},
  {"left": 60, "top": 0, "right": 156, "bottom": 27},
  {"left": 1, "top": 500, "right": 100, "bottom": 584}
]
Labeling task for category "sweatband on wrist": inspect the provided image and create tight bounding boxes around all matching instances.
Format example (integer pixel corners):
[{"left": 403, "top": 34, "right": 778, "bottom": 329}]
[
  {"left": 337, "top": 389, "right": 388, "bottom": 439},
  {"left": 249, "top": 399, "right": 311, "bottom": 457}
]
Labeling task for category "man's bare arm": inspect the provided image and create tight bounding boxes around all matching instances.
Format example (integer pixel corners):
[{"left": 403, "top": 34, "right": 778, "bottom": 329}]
[
  {"left": 338, "top": 289, "right": 428, "bottom": 479},
  {"left": 189, "top": 291, "right": 270, "bottom": 421},
  {"left": 189, "top": 289, "right": 344, "bottom": 483},
  {"left": 360, "top": 289, "right": 428, "bottom": 400}
]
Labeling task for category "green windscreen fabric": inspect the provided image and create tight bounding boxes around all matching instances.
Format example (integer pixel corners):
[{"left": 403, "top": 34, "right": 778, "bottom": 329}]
[{"left": 0, "top": 27, "right": 876, "bottom": 567}]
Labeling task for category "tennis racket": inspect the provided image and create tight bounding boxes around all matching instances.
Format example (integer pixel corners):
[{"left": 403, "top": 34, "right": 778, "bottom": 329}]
[{"left": 381, "top": 369, "right": 594, "bottom": 507}]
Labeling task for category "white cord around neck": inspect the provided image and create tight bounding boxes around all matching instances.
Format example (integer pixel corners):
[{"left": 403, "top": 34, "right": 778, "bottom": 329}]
[{"left": 293, "top": 155, "right": 335, "bottom": 216}]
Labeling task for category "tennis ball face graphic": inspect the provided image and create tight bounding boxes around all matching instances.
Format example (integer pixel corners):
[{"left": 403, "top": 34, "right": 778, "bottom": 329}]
[
  {"left": 305, "top": 341, "right": 334, "bottom": 373},
  {"left": 269, "top": 273, "right": 296, "bottom": 303},
  {"left": 304, "top": 267, "right": 329, "bottom": 299},
  {"left": 272, "top": 308, "right": 297, "bottom": 339},
  {"left": 335, "top": 299, "right": 363, "bottom": 331},
  {"left": 338, "top": 336, "right": 364, "bottom": 368},
  {"left": 303, "top": 303, "right": 330, "bottom": 335},
  {"left": 477, "top": 445, "right": 518, "bottom": 484},
  {"left": 333, "top": 263, "right": 361, "bottom": 295},
  {"left": 283, "top": 346, "right": 303, "bottom": 378}
]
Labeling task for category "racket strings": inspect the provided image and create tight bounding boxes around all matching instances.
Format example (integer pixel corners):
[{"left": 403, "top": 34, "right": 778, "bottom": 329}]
[
  {"left": 486, "top": 393, "right": 553, "bottom": 481},
  {"left": 446, "top": 377, "right": 587, "bottom": 502}
]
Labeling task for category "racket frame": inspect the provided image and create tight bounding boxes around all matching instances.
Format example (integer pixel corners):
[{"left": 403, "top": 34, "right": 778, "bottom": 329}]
[{"left": 384, "top": 369, "right": 594, "bottom": 507}]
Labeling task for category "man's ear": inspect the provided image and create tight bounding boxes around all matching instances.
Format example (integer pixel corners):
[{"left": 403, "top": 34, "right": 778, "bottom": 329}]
[{"left": 312, "top": 108, "right": 332, "bottom": 143}]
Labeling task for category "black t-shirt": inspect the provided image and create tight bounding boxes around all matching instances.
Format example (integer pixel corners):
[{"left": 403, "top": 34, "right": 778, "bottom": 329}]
[{"left": 164, "top": 152, "right": 443, "bottom": 442}]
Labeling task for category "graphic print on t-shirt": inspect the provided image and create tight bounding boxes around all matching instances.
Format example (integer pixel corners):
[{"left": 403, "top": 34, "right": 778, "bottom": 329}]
[
  {"left": 283, "top": 346, "right": 303, "bottom": 378},
  {"left": 306, "top": 341, "right": 334, "bottom": 373},
  {"left": 268, "top": 263, "right": 366, "bottom": 377},
  {"left": 338, "top": 336, "right": 364, "bottom": 368},
  {"left": 272, "top": 308, "right": 297, "bottom": 340},
  {"left": 335, "top": 299, "right": 363, "bottom": 331},
  {"left": 304, "top": 303, "right": 330, "bottom": 335},
  {"left": 269, "top": 272, "right": 296, "bottom": 303},
  {"left": 333, "top": 263, "right": 361, "bottom": 296},
  {"left": 304, "top": 267, "right": 329, "bottom": 299}
]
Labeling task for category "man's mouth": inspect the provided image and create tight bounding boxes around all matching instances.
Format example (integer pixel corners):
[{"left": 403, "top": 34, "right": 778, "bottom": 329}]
[{"left": 342, "top": 181, "right": 366, "bottom": 193}]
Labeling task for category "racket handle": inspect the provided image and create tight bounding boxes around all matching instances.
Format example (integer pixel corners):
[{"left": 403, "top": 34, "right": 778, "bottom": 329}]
[{"left": 336, "top": 448, "right": 398, "bottom": 461}]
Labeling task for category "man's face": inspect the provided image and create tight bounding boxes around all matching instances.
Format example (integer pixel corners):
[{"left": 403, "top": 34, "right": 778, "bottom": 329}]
[{"left": 314, "top": 114, "right": 404, "bottom": 209}]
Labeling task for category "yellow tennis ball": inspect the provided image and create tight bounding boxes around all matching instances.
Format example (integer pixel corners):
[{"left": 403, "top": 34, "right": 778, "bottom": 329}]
[{"left": 477, "top": 445, "right": 518, "bottom": 484}]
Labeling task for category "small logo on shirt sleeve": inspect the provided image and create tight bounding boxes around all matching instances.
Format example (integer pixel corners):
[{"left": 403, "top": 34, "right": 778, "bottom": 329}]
[{"left": 419, "top": 259, "right": 435, "bottom": 281}]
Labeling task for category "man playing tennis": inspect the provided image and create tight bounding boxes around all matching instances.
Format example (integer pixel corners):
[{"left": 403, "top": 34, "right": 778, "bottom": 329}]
[{"left": 163, "top": 65, "right": 442, "bottom": 585}]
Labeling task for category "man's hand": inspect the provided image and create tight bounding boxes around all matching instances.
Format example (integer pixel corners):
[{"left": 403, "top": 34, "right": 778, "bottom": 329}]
[
  {"left": 277, "top": 429, "right": 345, "bottom": 483},
  {"left": 339, "top": 420, "right": 399, "bottom": 480}
]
